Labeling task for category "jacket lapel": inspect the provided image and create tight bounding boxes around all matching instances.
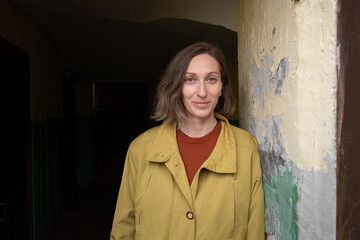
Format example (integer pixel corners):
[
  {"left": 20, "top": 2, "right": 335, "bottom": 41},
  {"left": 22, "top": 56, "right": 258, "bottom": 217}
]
[
  {"left": 147, "top": 121, "right": 194, "bottom": 209},
  {"left": 190, "top": 115, "right": 237, "bottom": 198},
  {"left": 146, "top": 115, "right": 237, "bottom": 207}
]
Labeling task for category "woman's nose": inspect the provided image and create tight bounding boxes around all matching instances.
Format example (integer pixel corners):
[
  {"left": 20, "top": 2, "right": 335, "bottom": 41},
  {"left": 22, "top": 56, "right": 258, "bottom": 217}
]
[{"left": 197, "top": 81, "right": 207, "bottom": 97}]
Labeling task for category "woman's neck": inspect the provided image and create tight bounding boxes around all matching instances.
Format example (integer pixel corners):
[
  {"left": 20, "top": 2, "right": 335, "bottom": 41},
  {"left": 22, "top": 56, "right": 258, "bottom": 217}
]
[{"left": 179, "top": 115, "right": 218, "bottom": 138}]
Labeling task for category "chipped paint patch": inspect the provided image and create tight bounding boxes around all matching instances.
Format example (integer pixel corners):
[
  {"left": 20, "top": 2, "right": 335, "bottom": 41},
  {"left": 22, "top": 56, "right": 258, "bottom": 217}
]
[
  {"left": 274, "top": 58, "right": 289, "bottom": 95},
  {"left": 250, "top": 116, "right": 289, "bottom": 182},
  {"left": 250, "top": 55, "right": 289, "bottom": 109},
  {"left": 250, "top": 55, "right": 273, "bottom": 109},
  {"left": 263, "top": 162, "right": 299, "bottom": 240},
  {"left": 249, "top": 53, "right": 333, "bottom": 172},
  {"left": 250, "top": 115, "right": 299, "bottom": 239}
]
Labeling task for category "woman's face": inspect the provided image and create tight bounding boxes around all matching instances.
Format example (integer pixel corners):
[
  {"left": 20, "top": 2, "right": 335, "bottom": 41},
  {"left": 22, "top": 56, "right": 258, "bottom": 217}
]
[{"left": 181, "top": 54, "right": 223, "bottom": 122}]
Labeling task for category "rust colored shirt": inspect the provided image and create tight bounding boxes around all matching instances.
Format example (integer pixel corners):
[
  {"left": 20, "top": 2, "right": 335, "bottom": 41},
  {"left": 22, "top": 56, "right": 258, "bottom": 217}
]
[{"left": 176, "top": 121, "right": 222, "bottom": 185}]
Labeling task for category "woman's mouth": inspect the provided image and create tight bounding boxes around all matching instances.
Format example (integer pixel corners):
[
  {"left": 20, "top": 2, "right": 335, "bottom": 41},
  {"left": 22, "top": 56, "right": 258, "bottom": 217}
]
[{"left": 194, "top": 102, "right": 210, "bottom": 107}]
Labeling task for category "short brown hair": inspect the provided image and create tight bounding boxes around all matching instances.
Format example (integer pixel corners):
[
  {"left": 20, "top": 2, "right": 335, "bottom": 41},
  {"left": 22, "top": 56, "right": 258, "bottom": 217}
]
[{"left": 152, "top": 42, "right": 235, "bottom": 123}]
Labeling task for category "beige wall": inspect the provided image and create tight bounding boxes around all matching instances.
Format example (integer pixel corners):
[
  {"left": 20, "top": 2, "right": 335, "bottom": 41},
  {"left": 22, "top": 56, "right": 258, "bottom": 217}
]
[
  {"left": 140, "top": 0, "right": 238, "bottom": 31},
  {"left": 0, "top": 0, "right": 64, "bottom": 121},
  {"left": 238, "top": 0, "right": 337, "bottom": 239}
]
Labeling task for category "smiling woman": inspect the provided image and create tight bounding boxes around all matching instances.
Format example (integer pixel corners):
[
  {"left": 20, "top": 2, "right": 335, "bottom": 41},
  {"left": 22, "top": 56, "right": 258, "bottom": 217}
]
[
  {"left": 110, "top": 42, "right": 265, "bottom": 240},
  {"left": 152, "top": 42, "right": 235, "bottom": 125}
]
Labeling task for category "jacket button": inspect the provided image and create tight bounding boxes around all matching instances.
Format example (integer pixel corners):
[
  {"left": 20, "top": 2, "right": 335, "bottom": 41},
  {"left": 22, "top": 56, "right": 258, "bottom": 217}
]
[{"left": 186, "top": 211, "right": 194, "bottom": 220}]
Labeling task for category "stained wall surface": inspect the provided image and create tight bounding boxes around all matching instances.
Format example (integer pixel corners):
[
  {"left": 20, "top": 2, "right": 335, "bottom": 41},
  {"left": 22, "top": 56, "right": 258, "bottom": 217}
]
[{"left": 238, "top": 0, "right": 337, "bottom": 239}]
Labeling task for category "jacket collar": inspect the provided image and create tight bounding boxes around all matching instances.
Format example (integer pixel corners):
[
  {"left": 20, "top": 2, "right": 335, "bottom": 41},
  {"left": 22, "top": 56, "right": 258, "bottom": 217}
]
[{"left": 147, "top": 113, "right": 237, "bottom": 174}]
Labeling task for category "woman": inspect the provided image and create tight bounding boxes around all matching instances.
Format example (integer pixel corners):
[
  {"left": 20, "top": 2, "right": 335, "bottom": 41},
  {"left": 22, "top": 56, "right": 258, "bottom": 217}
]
[{"left": 110, "top": 42, "right": 264, "bottom": 240}]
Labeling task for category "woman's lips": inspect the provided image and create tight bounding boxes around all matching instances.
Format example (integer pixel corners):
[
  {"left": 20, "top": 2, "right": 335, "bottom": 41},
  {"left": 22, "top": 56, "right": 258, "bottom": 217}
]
[{"left": 194, "top": 102, "right": 210, "bottom": 107}]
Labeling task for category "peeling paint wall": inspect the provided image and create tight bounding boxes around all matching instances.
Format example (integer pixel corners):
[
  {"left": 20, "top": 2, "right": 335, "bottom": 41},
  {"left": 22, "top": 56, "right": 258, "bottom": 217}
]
[{"left": 238, "top": 0, "right": 337, "bottom": 239}]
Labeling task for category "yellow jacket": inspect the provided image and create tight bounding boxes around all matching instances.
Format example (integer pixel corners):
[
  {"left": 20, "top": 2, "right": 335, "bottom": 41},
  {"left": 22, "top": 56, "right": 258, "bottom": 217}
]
[{"left": 110, "top": 114, "right": 264, "bottom": 240}]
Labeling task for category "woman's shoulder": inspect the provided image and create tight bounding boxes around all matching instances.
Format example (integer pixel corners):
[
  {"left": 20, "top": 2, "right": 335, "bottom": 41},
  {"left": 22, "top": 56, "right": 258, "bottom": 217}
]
[
  {"left": 228, "top": 124, "right": 259, "bottom": 151},
  {"left": 129, "top": 125, "right": 161, "bottom": 149}
]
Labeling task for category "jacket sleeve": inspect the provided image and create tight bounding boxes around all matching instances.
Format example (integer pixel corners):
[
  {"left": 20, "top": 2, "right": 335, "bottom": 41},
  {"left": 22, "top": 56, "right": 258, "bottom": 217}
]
[
  {"left": 246, "top": 148, "right": 265, "bottom": 240},
  {"left": 110, "top": 149, "right": 137, "bottom": 240}
]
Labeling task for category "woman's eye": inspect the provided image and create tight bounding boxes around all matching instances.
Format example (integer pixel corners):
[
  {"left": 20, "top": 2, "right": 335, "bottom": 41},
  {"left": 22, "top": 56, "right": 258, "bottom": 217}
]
[
  {"left": 186, "top": 77, "right": 195, "bottom": 82},
  {"left": 208, "top": 77, "right": 217, "bottom": 82}
]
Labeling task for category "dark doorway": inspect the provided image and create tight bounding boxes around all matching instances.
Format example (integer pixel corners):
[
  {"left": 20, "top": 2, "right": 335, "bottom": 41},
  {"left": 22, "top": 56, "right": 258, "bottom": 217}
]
[
  {"left": 0, "top": 37, "right": 31, "bottom": 239},
  {"left": 50, "top": 81, "right": 149, "bottom": 239},
  {"left": 94, "top": 81, "right": 149, "bottom": 183}
]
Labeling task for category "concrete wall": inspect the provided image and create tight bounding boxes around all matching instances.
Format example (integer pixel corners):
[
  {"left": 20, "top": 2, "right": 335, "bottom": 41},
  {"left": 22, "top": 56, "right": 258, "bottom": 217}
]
[{"left": 238, "top": 0, "right": 337, "bottom": 239}]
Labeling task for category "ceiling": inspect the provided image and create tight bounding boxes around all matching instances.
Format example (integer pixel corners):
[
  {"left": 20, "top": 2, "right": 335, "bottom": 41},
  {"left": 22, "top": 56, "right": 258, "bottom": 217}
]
[{"left": 10, "top": 0, "right": 237, "bottom": 81}]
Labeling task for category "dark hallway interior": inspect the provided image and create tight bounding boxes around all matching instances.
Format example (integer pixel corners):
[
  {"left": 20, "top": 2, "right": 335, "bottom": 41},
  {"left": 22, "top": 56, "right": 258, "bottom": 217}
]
[
  {"left": 0, "top": 35, "right": 31, "bottom": 240},
  {"left": 2, "top": 1, "right": 238, "bottom": 239}
]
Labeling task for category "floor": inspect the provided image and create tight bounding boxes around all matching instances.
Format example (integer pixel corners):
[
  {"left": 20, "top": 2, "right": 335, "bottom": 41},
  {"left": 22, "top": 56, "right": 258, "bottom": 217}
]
[{"left": 49, "top": 163, "right": 122, "bottom": 240}]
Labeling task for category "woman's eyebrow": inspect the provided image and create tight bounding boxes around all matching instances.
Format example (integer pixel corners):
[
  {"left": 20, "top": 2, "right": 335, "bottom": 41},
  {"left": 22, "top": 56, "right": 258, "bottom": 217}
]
[{"left": 185, "top": 71, "right": 220, "bottom": 75}]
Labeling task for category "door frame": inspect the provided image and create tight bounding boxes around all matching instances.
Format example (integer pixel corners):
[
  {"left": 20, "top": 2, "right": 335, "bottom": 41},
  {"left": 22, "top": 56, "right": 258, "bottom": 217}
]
[{"left": 336, "top": 0, "right": 360, "bottom": 238}]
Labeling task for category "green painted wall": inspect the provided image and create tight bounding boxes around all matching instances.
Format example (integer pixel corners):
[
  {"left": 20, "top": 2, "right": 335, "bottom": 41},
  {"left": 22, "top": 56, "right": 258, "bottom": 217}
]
[{"left": 263, "top": 162, "right": 298, "bottom": 240}]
